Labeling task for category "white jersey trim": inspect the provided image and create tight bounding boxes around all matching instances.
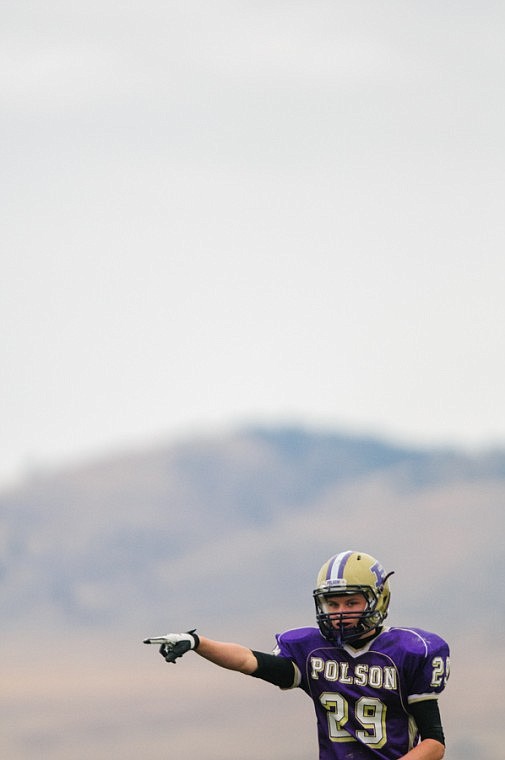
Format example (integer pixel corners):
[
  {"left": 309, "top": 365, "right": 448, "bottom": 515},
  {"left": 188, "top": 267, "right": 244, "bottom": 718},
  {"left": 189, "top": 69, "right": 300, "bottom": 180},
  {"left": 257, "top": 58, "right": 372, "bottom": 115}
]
[{"left": 408, "top": 693, "right": 439, "bottom": 704}]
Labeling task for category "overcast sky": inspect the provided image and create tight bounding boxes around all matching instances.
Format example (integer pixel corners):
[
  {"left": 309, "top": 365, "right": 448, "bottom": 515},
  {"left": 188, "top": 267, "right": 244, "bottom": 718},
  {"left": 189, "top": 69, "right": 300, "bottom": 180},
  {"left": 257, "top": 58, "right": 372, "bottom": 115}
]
[{"left": 2, "top": 1, "right": 504, "bottom": 486}]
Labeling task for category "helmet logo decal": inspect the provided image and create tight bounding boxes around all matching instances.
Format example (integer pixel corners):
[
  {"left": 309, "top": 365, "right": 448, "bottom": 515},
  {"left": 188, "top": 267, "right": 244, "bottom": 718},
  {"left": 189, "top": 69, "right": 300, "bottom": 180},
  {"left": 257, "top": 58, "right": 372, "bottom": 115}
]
[{"left": 370, "top": 560, "right": 386, "bottom": 587}]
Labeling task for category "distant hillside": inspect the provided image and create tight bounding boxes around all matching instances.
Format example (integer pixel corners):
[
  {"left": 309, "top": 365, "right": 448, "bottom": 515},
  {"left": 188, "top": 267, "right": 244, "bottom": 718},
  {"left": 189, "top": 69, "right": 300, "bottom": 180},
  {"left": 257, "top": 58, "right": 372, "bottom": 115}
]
[{"left": 2, "top": 426, "right": 504, "bottom": 759}]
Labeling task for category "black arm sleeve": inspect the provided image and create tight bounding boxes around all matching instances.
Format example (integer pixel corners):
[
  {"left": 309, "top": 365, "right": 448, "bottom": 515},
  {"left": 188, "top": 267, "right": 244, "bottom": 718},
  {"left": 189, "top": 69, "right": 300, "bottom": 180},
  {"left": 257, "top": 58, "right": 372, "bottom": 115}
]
[
  {"left": 409, "top": 699, "right": 445, "bottom": 745},
  {"left": 249, "top": 650, "right": 297, "bottom": 689}
]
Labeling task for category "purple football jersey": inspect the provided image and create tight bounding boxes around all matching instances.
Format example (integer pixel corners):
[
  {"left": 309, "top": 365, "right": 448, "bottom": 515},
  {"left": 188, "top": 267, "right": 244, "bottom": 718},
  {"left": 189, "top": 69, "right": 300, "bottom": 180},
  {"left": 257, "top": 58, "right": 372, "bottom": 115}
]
[{"left": 275, "top": 626, "right": 450, "bottom": 760}]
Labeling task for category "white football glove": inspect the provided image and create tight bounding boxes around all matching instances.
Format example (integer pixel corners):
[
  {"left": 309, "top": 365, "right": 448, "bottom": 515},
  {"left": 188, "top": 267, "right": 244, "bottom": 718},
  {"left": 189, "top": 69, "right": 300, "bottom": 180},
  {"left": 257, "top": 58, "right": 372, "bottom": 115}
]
[{"left": 143, "top": 630, "right": 200, "bottom": 663}]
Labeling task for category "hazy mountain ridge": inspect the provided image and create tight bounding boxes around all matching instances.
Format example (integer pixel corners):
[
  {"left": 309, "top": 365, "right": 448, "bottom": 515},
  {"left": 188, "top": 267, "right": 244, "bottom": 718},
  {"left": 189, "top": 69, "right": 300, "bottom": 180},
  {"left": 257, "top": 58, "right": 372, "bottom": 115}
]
[{"left": 2, "top": 426, "right": 505, "bottom": 629}]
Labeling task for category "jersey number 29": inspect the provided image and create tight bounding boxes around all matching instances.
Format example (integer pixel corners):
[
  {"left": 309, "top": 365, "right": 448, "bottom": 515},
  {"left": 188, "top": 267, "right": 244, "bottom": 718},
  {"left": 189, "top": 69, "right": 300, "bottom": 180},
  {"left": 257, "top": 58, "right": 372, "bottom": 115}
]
[{"left": 320, "top": 692, "right": 387, "bottom": 749}]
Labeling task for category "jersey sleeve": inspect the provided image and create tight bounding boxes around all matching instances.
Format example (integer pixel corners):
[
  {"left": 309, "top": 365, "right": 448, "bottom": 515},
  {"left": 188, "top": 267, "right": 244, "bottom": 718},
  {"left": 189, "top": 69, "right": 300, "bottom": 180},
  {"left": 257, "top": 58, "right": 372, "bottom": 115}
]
[
  {"left": 273, "top": 627, "right": 320, "bottom": 689},
  {"left": 404, "top": 630, "right": 450, "bottom": 705}
]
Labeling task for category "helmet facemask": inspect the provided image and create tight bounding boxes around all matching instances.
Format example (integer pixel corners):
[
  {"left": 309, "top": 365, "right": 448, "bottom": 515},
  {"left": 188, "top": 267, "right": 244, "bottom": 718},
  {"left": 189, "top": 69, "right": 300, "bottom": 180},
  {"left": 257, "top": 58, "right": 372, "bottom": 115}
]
[{"left": 314, "top": 584, "right": 385, "bottom": 646}]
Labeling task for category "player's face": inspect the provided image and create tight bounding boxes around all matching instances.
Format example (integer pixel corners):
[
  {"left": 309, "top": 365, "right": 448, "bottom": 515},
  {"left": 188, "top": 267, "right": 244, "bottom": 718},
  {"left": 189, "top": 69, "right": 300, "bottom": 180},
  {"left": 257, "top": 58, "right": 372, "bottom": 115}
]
[{"left": 322, "top": 593, "right": 368, "bottom": 629}]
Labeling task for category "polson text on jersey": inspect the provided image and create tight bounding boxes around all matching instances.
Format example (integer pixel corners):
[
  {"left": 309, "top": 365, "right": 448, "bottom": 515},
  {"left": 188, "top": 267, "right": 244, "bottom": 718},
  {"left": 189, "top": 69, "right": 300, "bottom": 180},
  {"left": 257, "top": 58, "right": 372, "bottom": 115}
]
[{"left": 310, "top": 657, "right": 397, "bottom": 690}]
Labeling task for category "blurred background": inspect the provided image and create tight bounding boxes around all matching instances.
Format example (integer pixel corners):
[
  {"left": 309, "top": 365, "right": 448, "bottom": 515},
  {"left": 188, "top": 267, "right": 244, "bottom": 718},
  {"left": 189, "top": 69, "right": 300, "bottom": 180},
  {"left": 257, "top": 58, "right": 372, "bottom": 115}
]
[{"left": 2, "top": 2, "right": 504, "bottom": 758}]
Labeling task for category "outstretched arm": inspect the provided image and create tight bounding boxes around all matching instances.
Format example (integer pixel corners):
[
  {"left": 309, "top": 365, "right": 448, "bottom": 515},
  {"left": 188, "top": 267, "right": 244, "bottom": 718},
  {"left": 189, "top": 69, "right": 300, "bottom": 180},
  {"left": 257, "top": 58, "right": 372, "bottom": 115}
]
[
  {"left": 196, "top": 636, "right": 298, "bottom": 688},
  {"left": 145, "top": 630, "right": 297, "bottom": 687},
  {"left": 144, "top": 630, "right": 257, "bottom": 670},
  {"left": 195, "top": 635, "right": 259, "bottom": 673}
]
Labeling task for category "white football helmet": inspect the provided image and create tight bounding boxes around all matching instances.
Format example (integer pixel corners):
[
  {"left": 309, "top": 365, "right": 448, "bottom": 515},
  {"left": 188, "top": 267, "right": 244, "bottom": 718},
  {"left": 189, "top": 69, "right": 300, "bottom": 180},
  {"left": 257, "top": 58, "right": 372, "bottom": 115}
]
[{"left": 313, "top": 550, "right": 394, "bottom": 646}]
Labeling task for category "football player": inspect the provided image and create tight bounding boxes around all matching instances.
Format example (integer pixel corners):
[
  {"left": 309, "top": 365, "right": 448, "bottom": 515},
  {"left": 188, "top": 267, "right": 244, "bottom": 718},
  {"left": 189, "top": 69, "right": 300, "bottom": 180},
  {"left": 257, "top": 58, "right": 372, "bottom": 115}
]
[{"left": 145, "top": 550, "right": 450, "bottom": 760}]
